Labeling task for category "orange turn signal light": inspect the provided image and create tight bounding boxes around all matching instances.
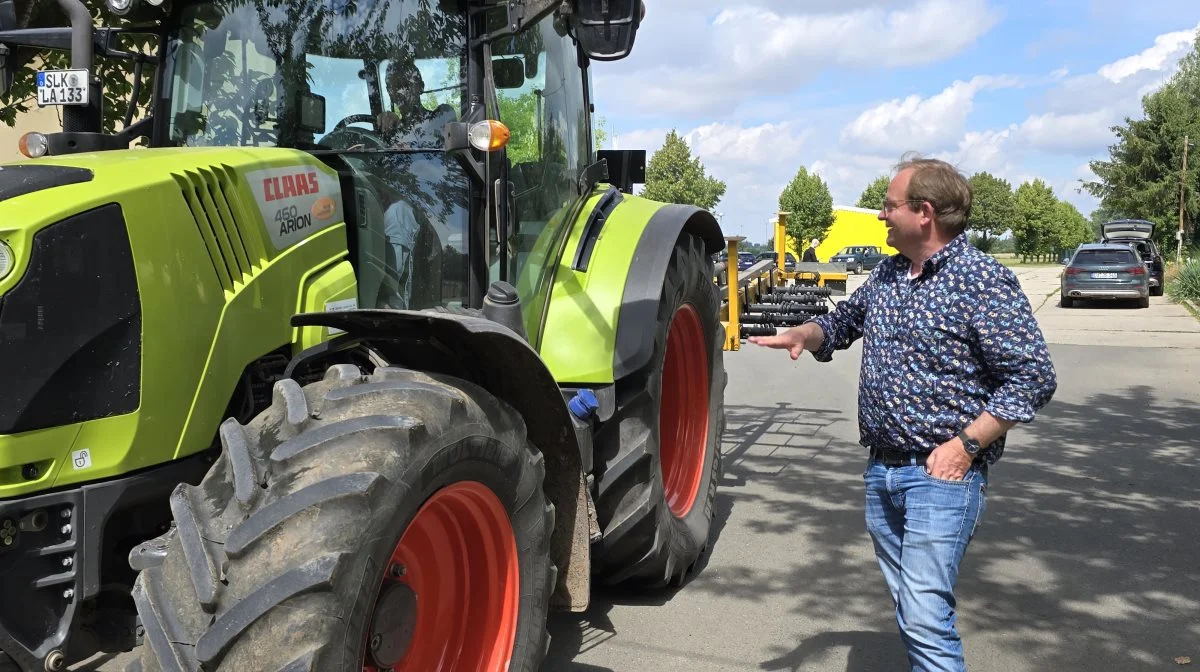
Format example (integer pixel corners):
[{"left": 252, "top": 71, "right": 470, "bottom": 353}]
[
  {"left": 469, "top": 120, "right": 510, "bottom": 152},
  {"left": 18, "top": 132, "right": 48, "bottom": 159}
]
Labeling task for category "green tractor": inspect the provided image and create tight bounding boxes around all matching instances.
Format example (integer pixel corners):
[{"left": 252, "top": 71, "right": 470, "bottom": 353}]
[{"left": 0, "top": 0, "right": 727, "bottom": 669}]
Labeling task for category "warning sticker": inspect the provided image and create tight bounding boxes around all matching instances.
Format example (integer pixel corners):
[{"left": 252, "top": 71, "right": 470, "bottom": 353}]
[
  {"left": 71, "top": 449, "right": 92, "bottom": 470},
  {"left": 244, "top": 165, "right": 344, "bottom": 251},
  {"left": 324, "top": 297, "right": 358, "bottom": 335}
]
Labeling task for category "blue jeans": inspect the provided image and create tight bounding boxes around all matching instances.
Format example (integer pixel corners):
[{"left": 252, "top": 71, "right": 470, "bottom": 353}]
[{"left": 863, "top": 455, "right": 988, "bottom": 672}]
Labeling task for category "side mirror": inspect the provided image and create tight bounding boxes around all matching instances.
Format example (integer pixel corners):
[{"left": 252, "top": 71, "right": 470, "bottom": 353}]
[
  {"left": 597, "top": 149, "right": 645, "bottom": 193},
  {"left": 492, "top": 57, "right": 525, "bottom": 89},
  {"left": 569, "top": 0, "right": 643, "bottom": 61}
]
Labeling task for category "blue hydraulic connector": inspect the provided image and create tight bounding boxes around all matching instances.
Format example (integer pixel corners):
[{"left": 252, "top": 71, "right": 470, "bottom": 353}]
[{"left": 567, "top": 389, "right": 600, "bottom": 420}]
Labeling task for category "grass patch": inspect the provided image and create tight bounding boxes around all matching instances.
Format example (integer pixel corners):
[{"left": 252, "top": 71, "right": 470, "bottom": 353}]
[
  {"left": 1166, "top": 259, "right": 1200, "bottom": 302},
  {"left": 993, "top": 255, "right": 1059, "bottom": 268}
]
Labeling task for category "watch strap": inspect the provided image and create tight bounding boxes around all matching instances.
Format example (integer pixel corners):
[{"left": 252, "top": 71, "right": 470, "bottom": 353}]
[{"left": 958, "top": 430, "right": 982, "bottom": 455}]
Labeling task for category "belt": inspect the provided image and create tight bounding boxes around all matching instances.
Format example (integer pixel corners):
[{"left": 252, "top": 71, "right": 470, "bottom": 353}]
[{"left": 869, "top": 446, "right": 929, "bottom": 467}]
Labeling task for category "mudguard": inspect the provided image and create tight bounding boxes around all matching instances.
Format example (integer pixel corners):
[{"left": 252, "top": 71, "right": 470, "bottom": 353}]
[{"left": 537, "top": 187, "right": 723, "bottom": 385}]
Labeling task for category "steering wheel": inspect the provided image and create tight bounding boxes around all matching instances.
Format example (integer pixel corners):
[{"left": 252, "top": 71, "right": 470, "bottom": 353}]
[
  {"left": 332, "top": 113, "right": 378, "bottom": 131},
  {"left": 318, "top": 118, "right": 388, "bottom": 152}
]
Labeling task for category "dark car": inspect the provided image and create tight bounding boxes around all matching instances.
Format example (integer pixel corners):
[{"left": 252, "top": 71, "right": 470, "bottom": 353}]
[
  {"left": 829, "top": 245, "right": 887, "bottom": 274},
  {"left": 1100, "top": 219, "right": 1164, "bottom": 296},
  {"left": 757, "top": 251, "right": 797, "bottom": 271},
  {"left": 1060, "top": 242, "right": 1150, "bottom": 308}
]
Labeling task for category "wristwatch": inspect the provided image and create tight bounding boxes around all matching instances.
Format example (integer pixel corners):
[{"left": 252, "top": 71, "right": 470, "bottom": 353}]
[{"left": 958, "top": 430, "right": 983, "bottom": 456}]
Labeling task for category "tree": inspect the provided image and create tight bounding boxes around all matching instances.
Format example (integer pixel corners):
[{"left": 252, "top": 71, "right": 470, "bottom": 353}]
[
  {"left": 966, "top": 171, "right": 1015, "bottom": 252},
  {"left": 778, "top": 165, "right": 835, "bottom": 253},
  {"left": 855, "top": 175, "right": 889, "bottom": 210},
  {"left": 1050, "top": 200, "right": 1093, "bottom": 254},
  {"left": 1, "top": 1, "right": 157, "bottom": 131},
  {"left": 641, "top": 129, "right": 727, "bottom": 210},
  {"left": 593, "top": 115, "right": 608, "bottom": 151},
  {"left": 1082, "top": 35, "right": 1200, "bottom": 253},
  {"left": 1013, "top": 179, "right": 1059, "bottom": 261}
]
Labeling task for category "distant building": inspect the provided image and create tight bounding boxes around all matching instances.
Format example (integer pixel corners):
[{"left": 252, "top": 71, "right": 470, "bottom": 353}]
[{"left": 787, "top": 205, "right": 899, "bottom": 262}]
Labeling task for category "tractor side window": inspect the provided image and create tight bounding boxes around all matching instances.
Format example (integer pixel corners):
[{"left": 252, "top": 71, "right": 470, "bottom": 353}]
[{"left": 495, "top": 14, "right": 590, "bottom": 341}]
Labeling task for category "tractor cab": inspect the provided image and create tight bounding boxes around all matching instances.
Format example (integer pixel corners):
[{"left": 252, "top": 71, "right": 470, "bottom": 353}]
[{"left": 2, "top": 0, "right": 646, "bottom": 331}]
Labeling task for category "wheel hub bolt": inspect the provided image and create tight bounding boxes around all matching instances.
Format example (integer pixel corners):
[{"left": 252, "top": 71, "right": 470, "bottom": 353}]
[{"left": 389, "top": 563, "right": 405, "bottom": 578}]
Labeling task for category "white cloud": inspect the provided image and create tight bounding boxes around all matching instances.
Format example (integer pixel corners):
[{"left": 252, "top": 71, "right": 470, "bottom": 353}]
[
  {"left": 683, "top": 123, "right": 814, "bottom": 165},
  {"left": 713, "top": 0, "right": 1001, "bottom": 71},
  {"left": 592, "top": 0, "right": 1001, "bottom": 118},
  {"left": 840, "top": 75, "right": 1021, "bottom": 153},
  {"left": 1017, "top": 110, "right": 1117, "bottom": 155},
  {"left": 1099, "top": 25, "right": 1199, "bottom": 83}
]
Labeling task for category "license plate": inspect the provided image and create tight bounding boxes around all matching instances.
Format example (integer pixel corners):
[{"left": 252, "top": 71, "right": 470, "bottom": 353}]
[
  {"left": 36, "top": 69, "right": 90, "bottom": 106},
  {"left": 1091, "top": 272, "right": 1117, "bottom": 279}
]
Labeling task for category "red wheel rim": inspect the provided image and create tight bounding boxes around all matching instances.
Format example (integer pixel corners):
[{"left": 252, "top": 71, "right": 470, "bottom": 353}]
[
  {"left": 363, "top": 481, "right": 520, "bottom": 672},
  {"left": 659, "top": 303, "right": 710, "bottom": 518}
]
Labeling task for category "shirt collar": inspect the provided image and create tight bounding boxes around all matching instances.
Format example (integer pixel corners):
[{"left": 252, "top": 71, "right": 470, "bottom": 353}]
[{"left": 901, "top": 233, "right": 969, "bottom": 279}]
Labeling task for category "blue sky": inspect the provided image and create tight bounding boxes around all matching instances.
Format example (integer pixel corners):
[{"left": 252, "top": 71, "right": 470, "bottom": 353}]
[{"left": 589, "top": 0, "right": 1200, "bottom": 243}]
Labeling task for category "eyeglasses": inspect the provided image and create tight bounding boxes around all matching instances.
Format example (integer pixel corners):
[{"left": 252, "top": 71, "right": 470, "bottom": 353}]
[{"left": 880, "top": 199, "right": 931, "bottom": 214}]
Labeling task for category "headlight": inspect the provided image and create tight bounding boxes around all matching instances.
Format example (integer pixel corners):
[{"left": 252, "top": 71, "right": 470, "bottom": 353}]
[{"left": 0, "top": 240, "right": 13, "bottom": 281}]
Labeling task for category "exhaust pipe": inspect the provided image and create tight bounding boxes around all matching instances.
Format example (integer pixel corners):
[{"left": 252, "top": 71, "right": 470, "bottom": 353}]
[{"left": 55, "top": 0, "right": 101, "bottom": 133}]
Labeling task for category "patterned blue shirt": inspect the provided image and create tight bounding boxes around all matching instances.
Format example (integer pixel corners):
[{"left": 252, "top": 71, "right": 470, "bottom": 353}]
[{"left": 810, "top": 233, "right": 1057, "bottom": 464}]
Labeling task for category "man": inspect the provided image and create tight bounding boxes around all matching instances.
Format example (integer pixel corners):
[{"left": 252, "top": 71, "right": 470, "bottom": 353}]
[
  {"left": 802, "top": 238, "right": 820, "bottom": 262},
  {"left": 750, "top": 154, "right": 1056, "bottom": 671}
]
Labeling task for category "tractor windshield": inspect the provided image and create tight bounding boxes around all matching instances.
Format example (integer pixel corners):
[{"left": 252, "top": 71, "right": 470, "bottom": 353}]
[
  {"left": 161, "top": 0, "right": 465, "bottom": 151},
  {"left": 161, "top": 0, "right": 473, "bottom": 312}
]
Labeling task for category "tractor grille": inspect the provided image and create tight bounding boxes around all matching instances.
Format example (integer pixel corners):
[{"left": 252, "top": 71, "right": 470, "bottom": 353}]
[
  {"left": 173, "top": 166, "right": 262, "bottom": 293},
  {"left": 0, "top": 204, "right": 141, "bottom": 434}
]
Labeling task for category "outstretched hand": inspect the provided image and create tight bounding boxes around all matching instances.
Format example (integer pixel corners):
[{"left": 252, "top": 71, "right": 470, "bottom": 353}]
[{"left": 748, "top": 330, "right": 807, "bottom": 360}]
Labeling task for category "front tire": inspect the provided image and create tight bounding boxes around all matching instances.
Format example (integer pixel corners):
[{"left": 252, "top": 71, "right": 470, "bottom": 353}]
[
  {"left": 591, "top": 231, "right": 725, "bottom": 588},
  {"left": 130, "top": 365, "right": 554, "bottom": 672}
]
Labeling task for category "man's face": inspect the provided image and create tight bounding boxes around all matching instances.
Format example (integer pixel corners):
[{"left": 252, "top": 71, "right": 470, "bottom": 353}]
[{"left": 878, "top": 168, "right": 927, "bottom": 252}]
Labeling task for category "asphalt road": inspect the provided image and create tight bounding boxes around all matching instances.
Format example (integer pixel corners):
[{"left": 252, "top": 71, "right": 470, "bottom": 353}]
[
  {"left": 541, "top": 265, "right": 1200, "bottom": 672},
  {"left": 75, "top": 265, "right": 1200, "bottom": 672}
]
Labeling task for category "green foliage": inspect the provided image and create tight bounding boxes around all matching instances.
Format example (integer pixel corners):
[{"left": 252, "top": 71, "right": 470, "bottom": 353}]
[
  {"left": 1013, "top": 179, "right": 1059, "bottom": 260},
  {"left": 497, "top": 92, "right": 539, "bottom": 165},
  {"left": 967, "top": 171, "right": 1016, "bottom": 249},
  {"left": 1, "top": 0, "right": 157, "bottom": 131},
  {"left": 778, "top": 165, "right": 835, "bottom": 252},
  {"left": 1167, "top": 259, "right": 1200, "bottom": 301},
  {"left": 1083, "top": 33, "right": 1200, "bottom": 253},
  {"left": 855, "top": 175, "right": 889, "bottom": 210},
  {"left": 1051, "top": 200, "right": 1094, "bottom": 252},
  {"left": 641, "top": 129, "right": 726, "bottom": 210}
]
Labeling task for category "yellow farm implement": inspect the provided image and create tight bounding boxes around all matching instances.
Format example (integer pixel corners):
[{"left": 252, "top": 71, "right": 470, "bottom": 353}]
[{"left": 716, "top": 212, "right": 850, "bottom": 351}]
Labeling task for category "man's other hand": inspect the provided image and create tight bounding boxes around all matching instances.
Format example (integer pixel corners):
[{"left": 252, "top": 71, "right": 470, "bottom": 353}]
[
  {"left": 924, "top": 439, "right": 974, "bottom": 481},
  {"left": 748, "top": 328, "right": 809, "bottom": 360}
]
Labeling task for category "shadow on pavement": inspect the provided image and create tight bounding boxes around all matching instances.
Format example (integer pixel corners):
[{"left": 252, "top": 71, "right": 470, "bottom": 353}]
[
  {"left": 546, "top": 378, "right": 1200, "bottom": 671},
  {"left": 714, "top": 386, "right": 1199, "bottom": 671}
]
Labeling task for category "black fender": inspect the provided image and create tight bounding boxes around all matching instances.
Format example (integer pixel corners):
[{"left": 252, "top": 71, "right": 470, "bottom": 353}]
[
  {"left": 287, "top": 308, "right": 588, "bottom": 607},
  {"left": 613, "top": 204, "right": 724, "bottom": 379}
]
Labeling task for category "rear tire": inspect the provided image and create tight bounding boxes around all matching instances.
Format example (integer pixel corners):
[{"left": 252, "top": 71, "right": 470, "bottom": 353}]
[
  {"left": 129, "top": 365, "right": 554, "bottom": 672},
  {"left": 591, "top": 231, "right": 725, "bottom": 588},
  {"left": 1060, "top": 295, "right": 1073, "bottom": 308},
  {"left": 1137, "top": 296, "right": 1150, "bottom": 309}
]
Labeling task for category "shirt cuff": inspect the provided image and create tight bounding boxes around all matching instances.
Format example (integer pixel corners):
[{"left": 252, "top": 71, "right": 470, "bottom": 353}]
[{"left": 809, "top": 317, "right": 837, "bottom": 362}]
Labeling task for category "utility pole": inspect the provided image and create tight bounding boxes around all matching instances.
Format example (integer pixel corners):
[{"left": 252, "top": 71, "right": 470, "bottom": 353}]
[{"left": 1178, "top": 134, "right": 1190, "bottom": 264}]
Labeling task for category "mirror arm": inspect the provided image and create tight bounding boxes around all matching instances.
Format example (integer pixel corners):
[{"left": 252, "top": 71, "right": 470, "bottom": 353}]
[{"left": 469, "top": 0, "right": 566, "bottom": 46}]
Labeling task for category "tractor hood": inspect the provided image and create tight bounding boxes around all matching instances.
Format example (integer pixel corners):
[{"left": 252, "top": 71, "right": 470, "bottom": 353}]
[{"left": 1101, "top": 219, "right": 1154, "bottom": 240}]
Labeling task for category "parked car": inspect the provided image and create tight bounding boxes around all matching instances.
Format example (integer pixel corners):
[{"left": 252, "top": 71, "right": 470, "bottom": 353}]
[
  {"left": 737, "top": 252, "right": 756, "bottom": 270},
  {"left": 1060, "top": 243, "right": 1150, "bottom": 308},
  {"left": 1100, "top": 219, "right": 1164, "bottom": 296},
  {"left": 830, "top": 245, "right": 887, "bottom": 274},
  {"left": 757, "top": 251, "right": 797, "bottom": 271}
]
